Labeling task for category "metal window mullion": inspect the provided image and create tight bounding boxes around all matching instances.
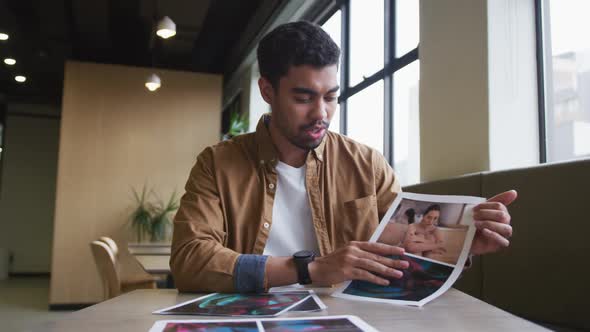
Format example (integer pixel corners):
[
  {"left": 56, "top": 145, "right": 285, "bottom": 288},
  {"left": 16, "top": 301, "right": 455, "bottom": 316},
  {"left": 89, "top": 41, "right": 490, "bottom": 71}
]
[
  {"left": 383, "top": 0, "right": 396, "bottom": 164},
  {"left": 339, "top": 0, "right": 351, "bottom": 135},
  {"left": 342, "top": 47, "right": 417, "bottom": 101},
  {"left": 535, "top": 0, "right": 548, "bottom": 163}
]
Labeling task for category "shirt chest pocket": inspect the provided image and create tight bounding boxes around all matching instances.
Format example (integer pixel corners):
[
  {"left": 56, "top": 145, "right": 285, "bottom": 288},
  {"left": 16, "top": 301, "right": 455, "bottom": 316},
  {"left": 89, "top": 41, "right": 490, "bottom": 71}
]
[{"left": 337, "top": 194, "right": 379, "bottom": 244}]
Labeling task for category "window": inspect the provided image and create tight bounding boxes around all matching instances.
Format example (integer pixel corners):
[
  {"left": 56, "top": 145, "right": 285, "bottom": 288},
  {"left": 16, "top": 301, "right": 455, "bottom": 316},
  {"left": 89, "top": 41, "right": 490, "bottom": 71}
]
[
  {"left": 538, "top": 0, "right": 590, "bottom": 162},
  {"left": 321, "top": 10, "right": 342, "bottom": 134},
  {"left": 349, "top": 0, "right": 384, "bottom": 86},
  {"left": 316, "top": 0, "right": 420, "bottom": 184},
  {"left": 347, "top": 80, "right": 384, "bottom": 152},
  {"left": 393, "top": 61, "right": 420, "bottom": 185},
  {"left": 393, "top": 0, "right": 420, "bottom": 185},
  {"left": 395, "top": 0, "right": 419, "bottom": 57}
]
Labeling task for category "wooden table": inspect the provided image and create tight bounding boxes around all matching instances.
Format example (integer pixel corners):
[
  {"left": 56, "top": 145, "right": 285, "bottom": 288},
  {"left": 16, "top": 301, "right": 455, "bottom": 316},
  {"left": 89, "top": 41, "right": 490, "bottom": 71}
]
[
  {"left": 127, "top": 243, "right": 172, "bottom": 287},
  {"left": 33, "top": 288, "right": 547, "bottom": 331},
  {"left": 128, "top": 243, "right": 171, "bottom": 256},
  {"left": 132, "top": 255, "right": 174, "bottom": 289},
  {"left": 134, "top": 255, "right": 170, "bottom": 275}
]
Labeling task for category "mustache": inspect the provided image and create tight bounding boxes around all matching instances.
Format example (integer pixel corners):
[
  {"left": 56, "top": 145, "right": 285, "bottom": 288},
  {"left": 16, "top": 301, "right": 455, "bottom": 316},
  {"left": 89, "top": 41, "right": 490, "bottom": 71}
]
[{"left": 300, "top": 120, "right": 330, "bottom": 131}]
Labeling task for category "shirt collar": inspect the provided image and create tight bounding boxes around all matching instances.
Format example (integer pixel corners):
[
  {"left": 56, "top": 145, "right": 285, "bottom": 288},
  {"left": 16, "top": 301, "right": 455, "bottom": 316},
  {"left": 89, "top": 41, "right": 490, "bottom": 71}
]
[{"left": 255, "top": 114, "right": 326, "bottom": 166}]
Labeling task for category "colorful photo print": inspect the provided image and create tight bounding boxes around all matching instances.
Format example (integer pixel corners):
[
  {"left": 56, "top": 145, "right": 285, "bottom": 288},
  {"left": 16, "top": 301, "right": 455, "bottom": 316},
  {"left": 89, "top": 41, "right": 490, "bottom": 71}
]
[
  {"left": 162, "top": 321, "right": 258, "bottom": 332},
  {"left": 149, "top": 316, "right": 378, "bottom": 332},
  {"left": 341, "top": 254, "right": 453, "bottom": 302},
  {"left": 261, "top": 317, "right": 363, "bottom": 332},
  {"left": 155, "top": 291, "right": 311, "bottom": 317},
  {"left": 288, "top": 296, "right": 323, "bottom": 312},
  {"left": 333, "top": 192, "right": 484, "bottom": 306},
  {"left": 377, "top": 198, "right": 472, "bottom": 266}
]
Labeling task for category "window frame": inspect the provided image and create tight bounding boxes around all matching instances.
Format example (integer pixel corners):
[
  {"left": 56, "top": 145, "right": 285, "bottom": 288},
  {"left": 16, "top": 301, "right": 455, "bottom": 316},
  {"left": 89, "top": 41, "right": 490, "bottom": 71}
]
[
  {"left": 535, "top": 0, "right": 548, "bottom": 163},
  {"left": 315, "top": 0, "right": 419, "bottom": 165},
  {"left": 535, "top": 0, "right": 590, "bottom": 163}
]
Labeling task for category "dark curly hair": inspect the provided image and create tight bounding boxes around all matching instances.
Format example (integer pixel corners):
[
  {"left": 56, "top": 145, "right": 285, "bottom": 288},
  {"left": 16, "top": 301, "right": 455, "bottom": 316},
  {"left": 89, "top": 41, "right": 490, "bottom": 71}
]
[{"left": 257, "top": 21, "right": 340, "bottom": 88}]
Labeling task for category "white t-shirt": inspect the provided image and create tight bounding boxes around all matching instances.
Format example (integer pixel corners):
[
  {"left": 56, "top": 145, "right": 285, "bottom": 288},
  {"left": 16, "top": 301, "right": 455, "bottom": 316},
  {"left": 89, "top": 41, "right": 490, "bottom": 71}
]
[{"left": 263, "top": 161, "right": 320, "bottom": 257}]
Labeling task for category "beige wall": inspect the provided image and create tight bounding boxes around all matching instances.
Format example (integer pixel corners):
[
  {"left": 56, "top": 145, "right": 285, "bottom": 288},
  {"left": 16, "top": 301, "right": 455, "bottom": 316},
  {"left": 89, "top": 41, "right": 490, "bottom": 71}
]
[
  {"left": 50, "top": 61, "right": 221, "bottom": 305},
  {"left": 419, "top": 0, "right": 490, "bottom": 182},
  {"left": 0, "top": 105, "right": 60, "bottom": 272}
]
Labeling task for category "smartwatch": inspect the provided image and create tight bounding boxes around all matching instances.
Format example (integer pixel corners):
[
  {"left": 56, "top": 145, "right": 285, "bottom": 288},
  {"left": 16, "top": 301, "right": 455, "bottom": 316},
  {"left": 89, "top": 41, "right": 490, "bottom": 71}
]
[{"left": 293, "top": 250, "right": 316, "bottom": 285}]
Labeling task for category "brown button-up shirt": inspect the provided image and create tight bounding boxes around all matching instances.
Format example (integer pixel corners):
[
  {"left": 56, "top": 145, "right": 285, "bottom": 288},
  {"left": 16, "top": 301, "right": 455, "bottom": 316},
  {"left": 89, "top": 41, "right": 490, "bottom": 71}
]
[{"left": 171, "top": 115, "right": 401, "bottom": 292}]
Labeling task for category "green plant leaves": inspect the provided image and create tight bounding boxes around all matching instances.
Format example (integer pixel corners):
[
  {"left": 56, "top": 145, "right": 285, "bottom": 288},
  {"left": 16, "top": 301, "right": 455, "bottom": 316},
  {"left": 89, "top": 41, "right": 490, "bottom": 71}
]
[
  {"left": 129, "top": 185, "right": 179, "bottom": 243},
  {"left": 227, "top": 110, "right": 248, "bottom": 137}
]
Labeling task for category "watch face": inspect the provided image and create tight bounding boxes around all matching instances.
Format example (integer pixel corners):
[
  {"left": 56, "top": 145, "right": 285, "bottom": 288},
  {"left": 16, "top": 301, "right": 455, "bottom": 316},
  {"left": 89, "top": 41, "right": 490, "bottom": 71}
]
[{"left": 293, "top": 250, "right": 314, "bottom": 259}]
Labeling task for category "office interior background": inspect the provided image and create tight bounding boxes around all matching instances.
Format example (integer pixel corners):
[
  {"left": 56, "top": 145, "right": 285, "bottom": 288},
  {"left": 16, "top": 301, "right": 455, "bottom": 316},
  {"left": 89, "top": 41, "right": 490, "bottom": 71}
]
[{"left": 0, "top": 0, "right": 588, "bottom": 331}]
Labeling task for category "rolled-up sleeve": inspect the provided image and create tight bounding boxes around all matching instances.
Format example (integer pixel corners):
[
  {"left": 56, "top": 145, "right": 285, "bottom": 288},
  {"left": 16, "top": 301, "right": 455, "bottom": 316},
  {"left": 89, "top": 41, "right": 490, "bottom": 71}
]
[
  {"left": 234, "top": 254, "right": 268, "bottom": 293},
  {"left": 170, "top": 147, "right": 240, "bottom": 293}
]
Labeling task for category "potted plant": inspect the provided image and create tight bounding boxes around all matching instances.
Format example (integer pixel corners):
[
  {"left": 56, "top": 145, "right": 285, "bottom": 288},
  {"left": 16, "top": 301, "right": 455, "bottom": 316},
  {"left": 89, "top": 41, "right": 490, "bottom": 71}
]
[
  {"left": 130, "top": 185, "right": 153, "bottom": 243},
  {"left": 149, "top": 192, "right": 179, "bottom": 242},
  {"left": 129, "top": 185, "right": 179, "bottom": 243},
  {"left": 222, "top": 110, "right": 249, "bottom": 140}
]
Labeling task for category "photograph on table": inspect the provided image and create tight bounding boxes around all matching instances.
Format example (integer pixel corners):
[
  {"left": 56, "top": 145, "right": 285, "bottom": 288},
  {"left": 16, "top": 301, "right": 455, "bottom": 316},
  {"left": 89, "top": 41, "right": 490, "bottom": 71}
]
[
  {"left": 288, "top": 294, "right": 326, "bottom": 312},
  {"left": 153, "top": 290, "right": 321, "bottom": 317},
  {"left": 333, "top": 192, "right": 485, "bottom": 307},
  {"left": 260, "top": 315, "right": 376, "bottom": 332},
  {"left": 148, "top": 315, "right": 379, "bottom": 332},
  {"left": 156, "top": 320, "right": 258, "bottom": 332}
]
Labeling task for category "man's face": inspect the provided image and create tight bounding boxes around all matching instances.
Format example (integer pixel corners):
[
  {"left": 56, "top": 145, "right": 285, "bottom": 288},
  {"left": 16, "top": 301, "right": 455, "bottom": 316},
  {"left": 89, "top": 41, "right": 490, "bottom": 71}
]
[
  {"left": 262, "top": 64, "right": 339, "bottom": 150},
  {"left": 422, "top": 210, "right": 440, "bottom": 227}
]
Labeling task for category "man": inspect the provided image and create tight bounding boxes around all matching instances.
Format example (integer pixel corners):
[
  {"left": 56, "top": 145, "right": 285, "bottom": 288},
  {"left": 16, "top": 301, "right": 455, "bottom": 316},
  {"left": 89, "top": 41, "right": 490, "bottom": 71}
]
[{"left": 170, "top": 21, "right": 515, "bottom": 293}]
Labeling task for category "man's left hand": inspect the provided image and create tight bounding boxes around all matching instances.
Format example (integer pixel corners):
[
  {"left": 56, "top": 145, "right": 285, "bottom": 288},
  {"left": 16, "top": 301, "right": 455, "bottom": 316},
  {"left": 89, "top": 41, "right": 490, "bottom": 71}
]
[{"left": 470, "top": 190, "right": 517, "bottom": 255}]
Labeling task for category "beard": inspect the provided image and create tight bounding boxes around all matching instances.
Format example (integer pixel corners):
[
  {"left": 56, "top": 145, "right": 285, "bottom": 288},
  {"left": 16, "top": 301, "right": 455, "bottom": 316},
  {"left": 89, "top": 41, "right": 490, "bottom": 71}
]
[{"left": 283, "top": 119, "right": 330, "bottom": 150}]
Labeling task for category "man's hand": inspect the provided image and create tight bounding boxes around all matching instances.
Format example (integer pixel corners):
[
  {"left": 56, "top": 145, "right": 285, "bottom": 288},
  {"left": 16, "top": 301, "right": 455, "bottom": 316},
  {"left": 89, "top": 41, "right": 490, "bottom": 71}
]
[
  {"left": 308, "top": 241, "right": 409, "bottom": 286},
  {"left": 470, "top": 190, "right": 517, "bottom": 255}
]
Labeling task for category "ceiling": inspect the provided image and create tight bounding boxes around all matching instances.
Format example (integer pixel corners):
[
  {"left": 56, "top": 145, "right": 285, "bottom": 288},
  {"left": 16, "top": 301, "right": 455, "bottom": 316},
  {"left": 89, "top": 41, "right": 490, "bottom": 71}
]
[{"left": 0, "top": 0, "right": 283, "bottom": 105}]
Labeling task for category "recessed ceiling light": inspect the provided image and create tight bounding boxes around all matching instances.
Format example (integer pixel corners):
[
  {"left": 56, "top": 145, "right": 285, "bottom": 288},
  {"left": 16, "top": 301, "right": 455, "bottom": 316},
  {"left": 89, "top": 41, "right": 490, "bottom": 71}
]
[
  {"left": 0, "top": 33, "right": 8, "bottom": 40},
  {"left": 4, "top": 58, "right": 16, "bottom": 65},
  {"left": 15, "top": 75, "right": 26, "bottom": 83},
  {"left": 156, "top": 16, "right": 176, "bottom": 39},
  {"left": 145, "top": 73, "right": 161, "bottom": 91}
]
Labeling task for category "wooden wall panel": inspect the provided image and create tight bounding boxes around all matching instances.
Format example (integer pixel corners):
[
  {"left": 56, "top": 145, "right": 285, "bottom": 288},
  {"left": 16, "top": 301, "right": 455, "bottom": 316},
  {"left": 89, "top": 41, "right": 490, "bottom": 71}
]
[{"left": 50, "top": 61, "right": 221, "bottom": 304}]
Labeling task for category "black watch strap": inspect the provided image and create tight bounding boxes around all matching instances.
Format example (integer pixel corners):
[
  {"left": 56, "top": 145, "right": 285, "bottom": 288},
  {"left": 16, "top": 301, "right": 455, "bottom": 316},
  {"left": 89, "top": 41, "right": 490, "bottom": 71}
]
[{"left": 293, "top": 250, "right": 315, "bottom": 285}]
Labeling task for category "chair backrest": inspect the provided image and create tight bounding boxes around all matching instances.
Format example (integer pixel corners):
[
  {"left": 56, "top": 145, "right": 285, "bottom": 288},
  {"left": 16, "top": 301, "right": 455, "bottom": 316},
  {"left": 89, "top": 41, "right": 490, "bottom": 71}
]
[
  {"left": 98, "top": 236, "right": 119, "bottom": 257},
  {"left": 96, "top": 236, "right": 155, "bottom": 282},
  {"left": 90, "top": 240, "right": 121, "bottom": 299}
]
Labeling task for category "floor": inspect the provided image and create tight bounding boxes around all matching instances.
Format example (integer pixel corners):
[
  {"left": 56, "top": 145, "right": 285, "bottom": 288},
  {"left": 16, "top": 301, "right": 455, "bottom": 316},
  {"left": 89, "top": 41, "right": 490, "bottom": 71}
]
[{"left": 0, "top": 277, "right": 74, "bottom": 332}]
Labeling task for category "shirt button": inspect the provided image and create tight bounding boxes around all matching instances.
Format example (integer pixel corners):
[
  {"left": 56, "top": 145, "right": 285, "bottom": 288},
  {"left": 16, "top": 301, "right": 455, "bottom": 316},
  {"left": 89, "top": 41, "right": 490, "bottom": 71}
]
[
  {"left": 263, "top": 222, "right": 270, "bottom": 229},
  {"left": 268, "top": 183, "right": 275, "bottom": 190}
]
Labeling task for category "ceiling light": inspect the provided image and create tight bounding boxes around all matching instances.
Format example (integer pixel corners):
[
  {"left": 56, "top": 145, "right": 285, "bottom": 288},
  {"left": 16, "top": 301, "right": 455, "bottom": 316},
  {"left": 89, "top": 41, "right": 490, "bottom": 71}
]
[
  {"left": 15, "top": 75, "right": 26, "bottom": 83},
  {"left": 145, "top": 73, "right": 161, "bottom": 91},
  {"left": 4, "top": 58, "right": 16, "bottom": 65},
  {"left": 156, "top": 16, "right": 176, "bottom": 39},
  {"left": 0, "top": 33, "right": 8, "bottom": 40}
]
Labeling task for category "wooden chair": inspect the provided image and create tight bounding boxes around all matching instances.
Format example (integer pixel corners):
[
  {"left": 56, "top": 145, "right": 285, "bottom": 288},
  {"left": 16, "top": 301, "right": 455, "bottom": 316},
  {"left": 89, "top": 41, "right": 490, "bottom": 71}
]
[
  {"left": 98, "top": 236, "right": 119, "bottom": 256},
  {"left": 90, "top": 239, "right": 157, "bottom": 300},
  {"left": 97, "top": 236, "right": 164, "bottom": 284}
]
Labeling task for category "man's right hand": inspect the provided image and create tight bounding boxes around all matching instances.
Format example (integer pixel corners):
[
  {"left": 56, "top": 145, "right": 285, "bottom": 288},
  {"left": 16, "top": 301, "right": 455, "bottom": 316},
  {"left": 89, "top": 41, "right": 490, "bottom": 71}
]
[{"left": 308, "top": 241, "right": 409, "bottom": 286}]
